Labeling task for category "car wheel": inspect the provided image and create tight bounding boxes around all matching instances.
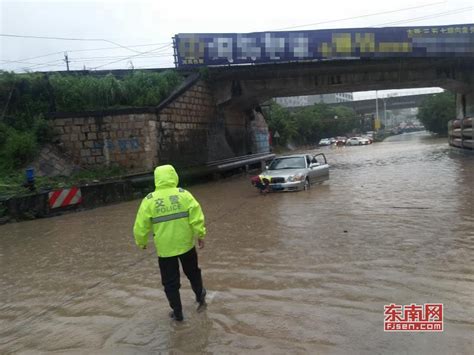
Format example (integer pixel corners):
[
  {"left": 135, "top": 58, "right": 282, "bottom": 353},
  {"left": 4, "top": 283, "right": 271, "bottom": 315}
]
[{"left": 303, "top": 178, "right": 310, "bottom": 190}]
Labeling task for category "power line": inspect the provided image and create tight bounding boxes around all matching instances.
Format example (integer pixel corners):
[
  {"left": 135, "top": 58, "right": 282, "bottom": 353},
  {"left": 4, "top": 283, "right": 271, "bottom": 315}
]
[
  {"left": 0, "top": 42, "right": 173, "bottom": 64},
  {"left": 70, "top": 54, "right": 174, "bottom": 63},
  {"left": 90, "top": 43, "right": 173, "bottom": 70},
  {"left": 1, "top": 58, "right": 65, "bottom": 69},
  {"left": 2, "top": 45, "right": 173, "bottom": 72},
  {"left": 66, "top": 47, "right": 172, "bottom": 61},
  {"left": 130, "top": 64, "right": 176, "bottom": 70},
  {"left": 0, "top": 59, "right": 57, "bottom": 66},
  {"left": 0, "top": 33, "right": 157, "bottom": 54},
  {"left": 374, "top": 7, "right": 473, "bottom": 26},
  {"left": 0, "top": 51, "right": 65, "bottom": 64},
  {"left": 9, "top": 43, "right": 173, "bottom": 72},
  {"left": 67, "top": 42, "right": 172, "bottom": 54},
  {"left": 270, "top": 1, "right": 446, "bottom": 31},
  {"left": 69, "top": 52, "right": 173, "bottom": 62}
]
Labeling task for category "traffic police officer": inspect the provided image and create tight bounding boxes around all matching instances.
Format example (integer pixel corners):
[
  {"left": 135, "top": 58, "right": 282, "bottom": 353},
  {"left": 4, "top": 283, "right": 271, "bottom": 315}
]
[{"left": 133, "top": 164, "right": 207, "bottom": 321}]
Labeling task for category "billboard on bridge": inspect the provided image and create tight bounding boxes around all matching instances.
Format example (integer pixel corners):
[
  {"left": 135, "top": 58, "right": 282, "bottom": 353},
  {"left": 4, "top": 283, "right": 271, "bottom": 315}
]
[{"left": 174, "top": 24, "right": 474, "bottom": 67}]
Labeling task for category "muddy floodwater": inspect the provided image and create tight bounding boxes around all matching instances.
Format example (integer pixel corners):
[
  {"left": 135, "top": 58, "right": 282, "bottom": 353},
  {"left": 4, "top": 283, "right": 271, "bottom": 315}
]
[{"left": 1, "top": 132, "right": 473, "bottom": 354}]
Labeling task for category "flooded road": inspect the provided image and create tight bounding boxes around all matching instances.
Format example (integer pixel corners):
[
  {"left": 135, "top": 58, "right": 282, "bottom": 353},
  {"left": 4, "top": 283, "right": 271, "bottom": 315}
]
[{"left": 1, "top": 132, "right": 473, "bottom": 354}]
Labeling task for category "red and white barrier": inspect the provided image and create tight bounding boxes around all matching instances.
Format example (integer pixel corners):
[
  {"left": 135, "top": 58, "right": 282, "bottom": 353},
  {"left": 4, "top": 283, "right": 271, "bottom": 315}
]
[{"left": 49, "top": 187, "right": 82, "bottom": 209}]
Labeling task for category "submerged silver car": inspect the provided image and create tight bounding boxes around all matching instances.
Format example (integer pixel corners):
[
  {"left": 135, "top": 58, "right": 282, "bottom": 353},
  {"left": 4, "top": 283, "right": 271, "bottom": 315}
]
[{"left": 262, "top": 153, "right": 330, "bottom": 191}]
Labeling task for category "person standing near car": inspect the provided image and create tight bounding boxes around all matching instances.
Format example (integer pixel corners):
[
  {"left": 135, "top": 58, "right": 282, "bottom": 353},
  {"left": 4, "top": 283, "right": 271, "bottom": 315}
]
[
  {"left": 133, "top": 164, "right": 207, "bottom": 321},
  {"left": 250, "top": 174, "right": 271, "bottom": 193}
]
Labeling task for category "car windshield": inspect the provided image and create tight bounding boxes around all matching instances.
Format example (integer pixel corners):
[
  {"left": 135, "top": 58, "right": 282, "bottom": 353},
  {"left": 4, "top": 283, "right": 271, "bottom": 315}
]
[{"left": 269, "top": 157, "right": 306, "bottom": 170}]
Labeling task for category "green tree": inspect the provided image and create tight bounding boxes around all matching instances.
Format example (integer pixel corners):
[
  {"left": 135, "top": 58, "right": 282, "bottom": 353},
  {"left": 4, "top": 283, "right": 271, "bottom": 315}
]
[
  {"left": 278, "top": 103, "right": 357, "bottom": 144},
  {"left": 264, "top": 101, "right": 359, "bottom": 146},
  {"left": 264, "top": 102, "right": 296, "bottom": 145},
  {"left": 0, "top": 72, "right": 53, "bottom": 130},
  {"left": 0, "top": 131, "right": 38, "bottom": 172},
  {"left": 417, "top": 91, "right": 455, "bottom": 136}
]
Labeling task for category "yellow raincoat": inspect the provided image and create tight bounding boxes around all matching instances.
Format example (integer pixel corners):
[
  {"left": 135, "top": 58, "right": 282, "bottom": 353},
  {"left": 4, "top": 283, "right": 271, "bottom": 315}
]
[{"left": 133, "top": 165, "right": 206, "bottom": 257}]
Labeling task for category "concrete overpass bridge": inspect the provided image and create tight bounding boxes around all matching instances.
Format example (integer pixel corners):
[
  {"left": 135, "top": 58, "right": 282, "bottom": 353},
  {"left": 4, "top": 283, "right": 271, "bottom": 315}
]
[
  {"left": 173, "top": 25, "right": 473, "bottom": 153},
  {"left": 50, "top": 24, "right": 474, "bottom": 173},
  {"left": 206, "top": 58, "right": 472, "bottom": 109}
]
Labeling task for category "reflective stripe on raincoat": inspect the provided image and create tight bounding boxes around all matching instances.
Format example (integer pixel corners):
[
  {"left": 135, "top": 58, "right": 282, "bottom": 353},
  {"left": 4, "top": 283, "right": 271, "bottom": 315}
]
[
  {"left": 133, "top": 165, "right": 206, "bottom": 257},
  {"left": 259, "top": 175, "right": 271, "bottom": 184}
]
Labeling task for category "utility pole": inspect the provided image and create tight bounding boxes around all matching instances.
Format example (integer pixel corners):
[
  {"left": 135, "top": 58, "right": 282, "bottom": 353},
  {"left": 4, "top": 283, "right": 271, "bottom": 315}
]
[
  {"left": 64, "top": 52, "right": 70, "bottom": 71},
  {"left": 375, "top": 90, "right": 379, "bottom": 131},
  {"left": 172, "top": 36, "right": 178, "bottom": 68},
  {"left": 375, "top": 90, "right": 379, "bottom": 121}
]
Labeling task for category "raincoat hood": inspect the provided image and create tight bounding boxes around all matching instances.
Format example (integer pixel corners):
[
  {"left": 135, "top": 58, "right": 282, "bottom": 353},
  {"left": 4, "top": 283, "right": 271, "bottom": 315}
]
[{"left": 154, "top": 165, "right": 179, "bottom": 189}]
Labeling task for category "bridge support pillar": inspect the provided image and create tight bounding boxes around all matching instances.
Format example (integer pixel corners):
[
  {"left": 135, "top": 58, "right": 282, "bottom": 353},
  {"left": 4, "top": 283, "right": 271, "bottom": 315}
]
[
  {"left": 451, "top": 90, "right": 473, "bottom": 150},
  {"left": 456, "top": 91, "right": 474, "bottom": 119}
]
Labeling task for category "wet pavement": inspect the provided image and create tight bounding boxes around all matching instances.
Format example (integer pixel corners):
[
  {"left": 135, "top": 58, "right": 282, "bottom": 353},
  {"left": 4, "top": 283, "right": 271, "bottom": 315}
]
[{"left": 1, "top": 131, "right": 473, "bottom": 354}]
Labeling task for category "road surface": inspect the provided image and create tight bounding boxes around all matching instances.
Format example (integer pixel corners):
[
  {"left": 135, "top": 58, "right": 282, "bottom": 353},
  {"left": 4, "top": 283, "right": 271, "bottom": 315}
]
[{"left": 1, "top": 132, "right": 473, "bottom": 354}]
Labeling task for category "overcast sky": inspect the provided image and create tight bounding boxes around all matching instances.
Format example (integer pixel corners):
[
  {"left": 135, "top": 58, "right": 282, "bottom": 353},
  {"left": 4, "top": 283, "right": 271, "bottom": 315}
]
[{"left": 1, "top": 0, "right": 472, "bottom": 98}]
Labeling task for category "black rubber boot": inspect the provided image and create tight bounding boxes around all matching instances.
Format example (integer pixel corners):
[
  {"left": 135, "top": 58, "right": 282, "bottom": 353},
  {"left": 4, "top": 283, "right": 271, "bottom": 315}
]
[
  {"left": 196, "top": 288, "right": 207, "bottom": 312},
  {"left": 169, "top": 310, "right": 184, "bottom": 322}
]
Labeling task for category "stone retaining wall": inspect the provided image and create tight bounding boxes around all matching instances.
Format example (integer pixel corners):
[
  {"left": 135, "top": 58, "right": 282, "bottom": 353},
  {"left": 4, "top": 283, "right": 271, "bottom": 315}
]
[
  {"left": 48, "top": 79, "right": 230, "bottom": 172},
  {"left": 52, "top": 112, "right": 157, "bottom": 171},
  {"left": 156, "top": 81, "right": 221, "bottom": 166},
  {"left": 48, "top": 77, "right": 264, "bottom": 172}
]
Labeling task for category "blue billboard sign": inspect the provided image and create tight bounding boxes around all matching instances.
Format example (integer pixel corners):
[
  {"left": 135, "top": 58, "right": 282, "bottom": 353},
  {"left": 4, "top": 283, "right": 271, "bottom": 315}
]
[{"left": 174, "top": 24, "right": 474, "bottom": 67}]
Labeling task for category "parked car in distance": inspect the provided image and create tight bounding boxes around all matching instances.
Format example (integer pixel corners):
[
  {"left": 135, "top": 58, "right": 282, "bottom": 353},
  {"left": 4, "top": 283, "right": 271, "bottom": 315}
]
[
  {"left": 318, "top": 138, "right": 331, "bottom": 146},
  {"left": 346, "top": 137, "right": 370, "bottom": 145},
  {"left": 362, "top": 136, "right": 373, "bottom": 144},
  {"left": 257, "top": 154, "right": 330, "bottom": 192},
  {"left": 334, "top": 136, "right": 347, "bottom": 146}
]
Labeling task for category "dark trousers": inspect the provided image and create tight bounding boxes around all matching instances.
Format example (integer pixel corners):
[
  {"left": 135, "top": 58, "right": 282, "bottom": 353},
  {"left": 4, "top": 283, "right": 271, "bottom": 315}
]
[{"left": 158, "top": 247, "right": 203, "bottom": 314}]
